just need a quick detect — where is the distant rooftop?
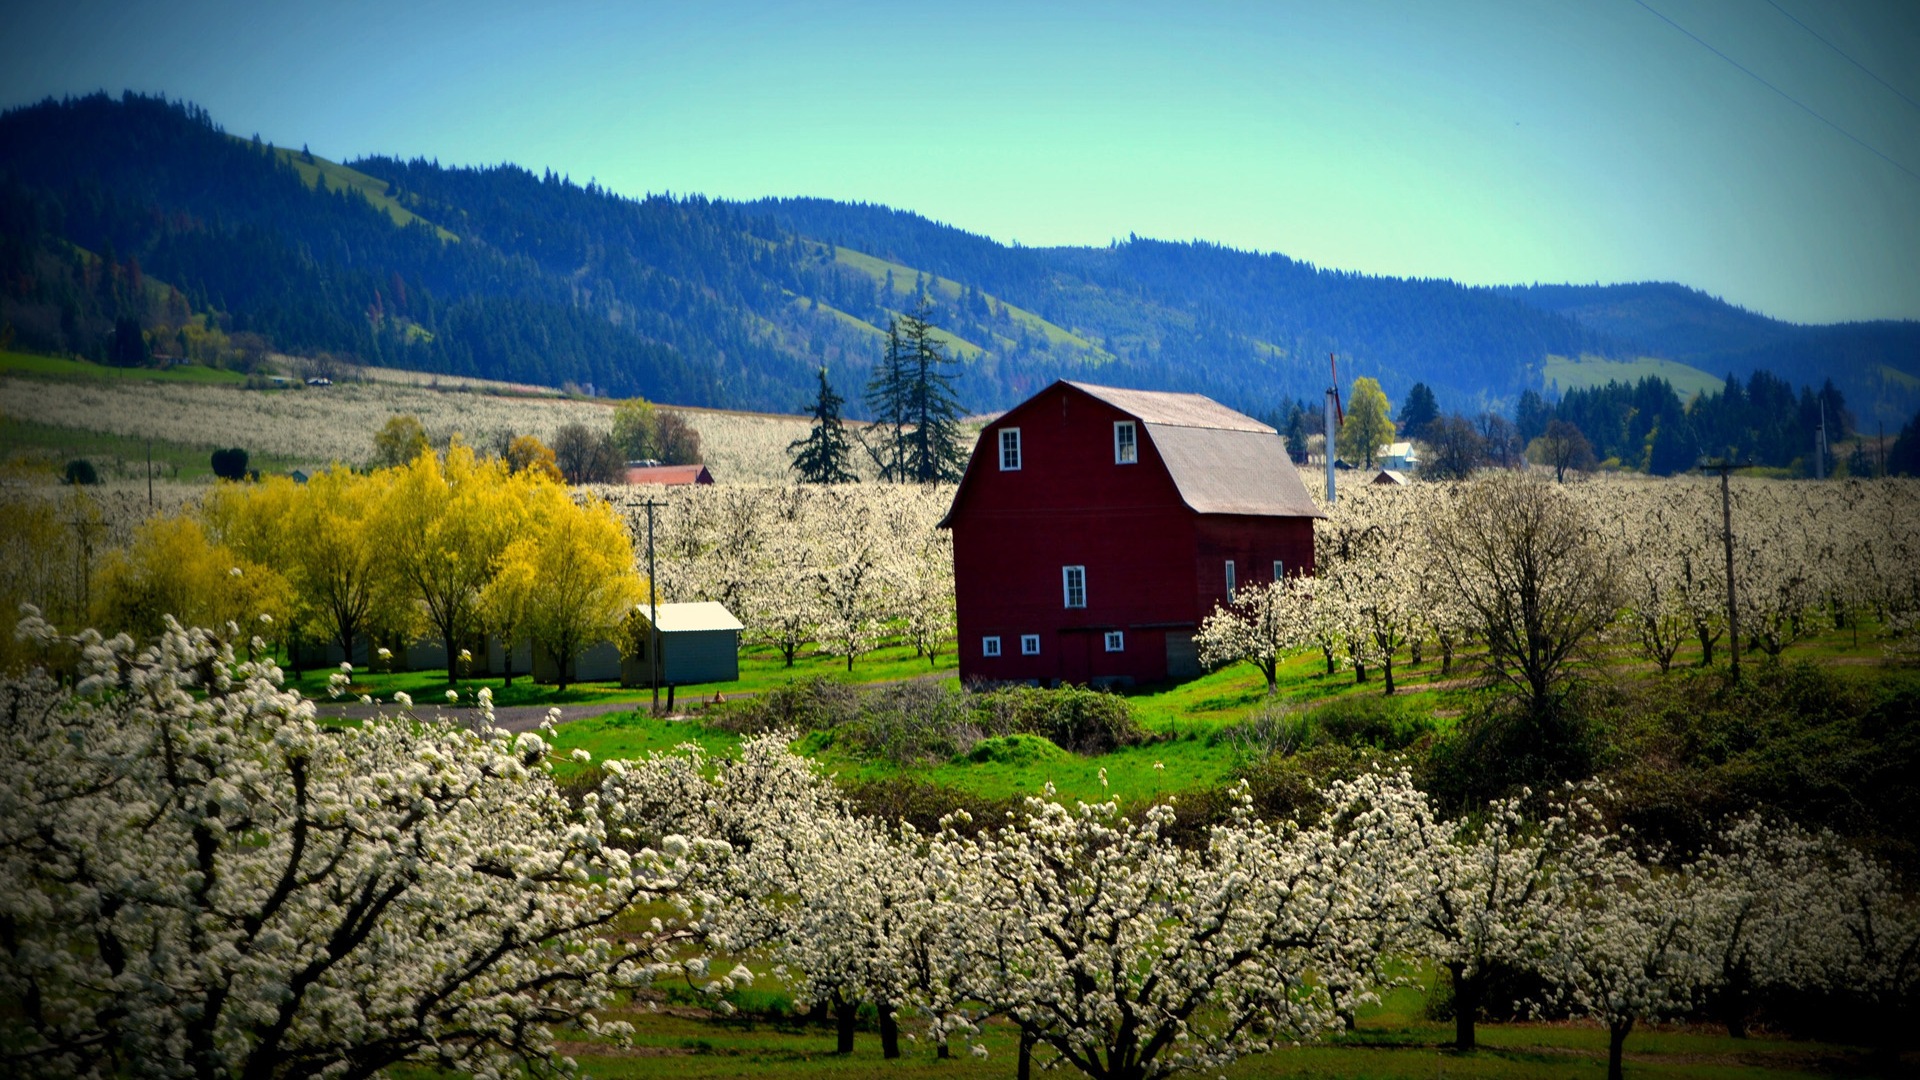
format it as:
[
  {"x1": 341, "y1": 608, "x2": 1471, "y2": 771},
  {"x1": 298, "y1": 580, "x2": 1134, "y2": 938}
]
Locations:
[{"x1": 632, "y1": 601, "x2": 743, "y2": 633}]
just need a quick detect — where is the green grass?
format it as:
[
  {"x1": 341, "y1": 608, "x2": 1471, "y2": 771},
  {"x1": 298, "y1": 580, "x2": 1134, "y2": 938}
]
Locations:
[
  {"x1": 1543, "y1": 353, "x2": 1725, "y2": 401},
  {"x1": 408, "y1": 974, "x2": 1877, "y2": 1080},
  {"x1": 1, "y1": 348, "x2": 247, "y2": 385},
  {"x1": 0, "y1": 415, "x2": 301, "y2": 482},
  {"x1": 258, "y1": 143, "x2": 458, "y2": 242},
  {"x1": 831, "y1": 247, "x2": 1104, "y2": 357}
]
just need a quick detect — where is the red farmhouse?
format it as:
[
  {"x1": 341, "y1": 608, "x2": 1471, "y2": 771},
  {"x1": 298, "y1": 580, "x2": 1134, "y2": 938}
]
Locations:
[{"x1": 941, "y1": 381, "x2": 1321, "y2": 686}]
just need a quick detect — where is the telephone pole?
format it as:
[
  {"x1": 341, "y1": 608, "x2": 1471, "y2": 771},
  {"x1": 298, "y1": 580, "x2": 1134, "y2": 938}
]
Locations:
[
  {"x1": 1700, "y1": 457, "x2": 1741, "y2": 680},
  {"x1": 640, "y1": 498, "x2": 663, "y2": 713}
]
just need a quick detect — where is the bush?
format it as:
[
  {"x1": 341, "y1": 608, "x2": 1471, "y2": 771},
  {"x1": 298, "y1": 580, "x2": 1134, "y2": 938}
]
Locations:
[
  {"x1": 1419, "y1": 694, "x2": 1602, "y2": 815},
  {"x1": 973, "y1": 683, "x2": 1146, "y2": 755},
  {"x1": 63, "y1": 458, "x2": 98, "y2": 485},
  {"x1": 1307, "y1": 694, "x2": 1436, "y2": 751},
  {"x1": 210, "y1": 446, "x2": 249, "y2": 480},
  {"x1": 707, "y1": 676, "x2": 859, "y2": 735}
]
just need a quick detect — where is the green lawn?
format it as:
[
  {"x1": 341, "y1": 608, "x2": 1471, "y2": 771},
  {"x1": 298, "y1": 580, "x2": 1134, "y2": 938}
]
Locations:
[
  {"x1": 1, "y1": 415, "x2": 301, "y2": 482},
  {"x1": 1, "y1": 348, "x2": 247, "y2": 384},
  {"x1": 399, "y1": 970, "x2": 1879, "y2": 1080},
  {"x1": 1543, "y1": 353, "x2": 1724, "y2": 400}
]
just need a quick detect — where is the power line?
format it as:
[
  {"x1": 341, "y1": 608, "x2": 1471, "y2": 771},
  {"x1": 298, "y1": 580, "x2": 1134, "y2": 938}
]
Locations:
[
  {"x1": 1763, "y1": 0, "x2": 1920, "y2": 117},
  {"x1": 1630, "y1": 0, "x2": 1920, "y2": 185}
]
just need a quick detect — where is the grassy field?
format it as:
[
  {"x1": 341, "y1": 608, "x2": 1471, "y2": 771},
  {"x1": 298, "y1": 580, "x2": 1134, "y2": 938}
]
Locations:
[
  {"x1": 1544, "y1": 353, "x2": 1724, "y2": 400},
  {"x1": 262, "y1": 143, "x2": 459, "y2": 241},
  {"x1": 1, "y1": 356, "x2": 821, "y2": 482},
  {"x1": 432, "y1": 970, "x2": 1884, "y2": 1080},
  {"x1": 0, "y1": 349, "x2": 246, "y2": 385},
  {"x1": 831, "y1": 247, "x2": 1104, "y2": 358}
]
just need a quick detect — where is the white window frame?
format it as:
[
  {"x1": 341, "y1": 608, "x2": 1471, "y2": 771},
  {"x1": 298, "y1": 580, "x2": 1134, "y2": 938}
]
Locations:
[
  {"x1": 1021, "y1": 634, "x2": 1041, "y2": 655},
  {"x1": 999, "y1": 427, "x2": 1022, "y2": 471},
  {"x1": 1273, "y1": 559, "x2": 1285, "y2": 581},
  {"x1": 1225, "y1": 559, "x2": 1236, "y2": 597},
  {"x1": 982, "y1": 635, "x2": 1002, "y2": 657},
  {"x1": 1062, "y1": 565, "x2": 1087, "y2": 609},
  {"x1": 1114, "y1": 421, "x2": 1137, "y2": 464},
  {"x1": 1104, "y1": 630, "x2": 1125, "y2": 653}
]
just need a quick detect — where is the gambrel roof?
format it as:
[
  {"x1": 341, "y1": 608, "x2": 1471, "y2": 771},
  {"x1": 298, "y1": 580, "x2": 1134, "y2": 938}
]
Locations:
[
  {"x1": 943, "y1": 381, "x2": 1323, "y2": 525},
  {"x1": 1066, "y1": 382, "x2": 1324, "y2": 518}
]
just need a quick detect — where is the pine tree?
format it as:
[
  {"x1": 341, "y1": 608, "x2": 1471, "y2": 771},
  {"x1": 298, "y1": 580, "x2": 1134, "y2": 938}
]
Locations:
[
  {"x1": 790, "y1": 367, "x2": 858, "y2": 484},
  {"x1": 899, "y1": 304, "x2": 967, "y2": 483},
  {"x1": 864, "y1": 320, "x2": 912, "y2": 481}
]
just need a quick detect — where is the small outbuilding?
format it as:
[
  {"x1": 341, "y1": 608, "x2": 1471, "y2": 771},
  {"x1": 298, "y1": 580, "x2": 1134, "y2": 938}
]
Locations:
[
  {"x1": 1372, "y1": 468, "x2": 1410, "y2": 486},
  {"x1": 624, "y1": 463, "x2": 714, "y2": 486},
  {"x1": 621, "y1": 601, "x2": 744, "y2": 687}
]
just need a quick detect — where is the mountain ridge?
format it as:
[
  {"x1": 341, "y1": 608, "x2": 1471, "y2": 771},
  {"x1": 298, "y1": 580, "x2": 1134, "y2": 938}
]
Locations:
[{"x1": 3, "y1": 92, "x2": 1914, "y2": 423}]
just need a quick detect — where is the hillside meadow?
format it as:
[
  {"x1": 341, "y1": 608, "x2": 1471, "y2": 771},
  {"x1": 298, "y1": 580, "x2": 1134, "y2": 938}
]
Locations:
[{"x1": 0, "y1": 351, "x2": 840, "y2": 482}]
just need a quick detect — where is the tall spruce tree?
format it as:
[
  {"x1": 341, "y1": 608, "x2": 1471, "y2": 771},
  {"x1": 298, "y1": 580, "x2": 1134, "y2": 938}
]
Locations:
[
  {"x1": 789, "y1": 366, "x2": 859, "y2": 484},
  {"x1": 865, "y1": 304, "x2": 966, "y2": 483},
  {"x1": 864, "y1": 319, "x2": 912, "y2": 481}
]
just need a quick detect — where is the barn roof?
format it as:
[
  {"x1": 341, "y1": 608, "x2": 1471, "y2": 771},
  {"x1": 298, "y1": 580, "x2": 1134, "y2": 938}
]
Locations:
[
  {"x1": 1068, "y1": 382, "x2": 1323, "y2": 518},
  {"x1": 1065, "y1": 383, "x2": 1273, "y2": 432},
  {"x1": 632, "y1": 601, "x2": 744, "y2": 633}
]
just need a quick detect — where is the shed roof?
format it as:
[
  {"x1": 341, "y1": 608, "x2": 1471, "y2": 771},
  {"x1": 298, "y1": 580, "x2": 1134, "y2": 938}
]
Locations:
[
  {"x1": 632, "y1": 601, "x2": 744, "y2": 633},
  {"x1": 1067, "y1": 382, "x2": 1322, "y2": 518}
]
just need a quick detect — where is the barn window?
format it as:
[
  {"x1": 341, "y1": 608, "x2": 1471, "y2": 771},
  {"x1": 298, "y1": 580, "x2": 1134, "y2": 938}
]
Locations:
[
  {"x1": 1021, "y1": 634, "x2": 1041, "y2": 655},
  {"x1": 982, "y1": 635, "x2": 1002, "y2": 657},
  {"x1": 1114, "y1": 421, "x2": 1137, "y2": 464},
  {"x1": 1104, "y1": 630, "x2": 1125, "y2": 652},
  {"x1": 1063, "y1": 565, "x2": 1086, "y2": 609},
  {"x1": 1000, "y1": 428, "x2": 1022, "y2": 471},
  {"x1": 1273, "y1": 559, "x2": 1285, "y2": 581},
  {"x1": 1225, "y1": 559, "x2": 1237, "y2": 598}
]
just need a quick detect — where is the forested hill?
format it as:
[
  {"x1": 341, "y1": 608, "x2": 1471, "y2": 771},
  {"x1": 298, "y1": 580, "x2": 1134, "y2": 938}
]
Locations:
[
  {"x1": 1499, "y1": 282, "x2": 1920, "y2": 425},
  {"x1": 4, "y1": 93, "x2": 1914, "y2": 421}
]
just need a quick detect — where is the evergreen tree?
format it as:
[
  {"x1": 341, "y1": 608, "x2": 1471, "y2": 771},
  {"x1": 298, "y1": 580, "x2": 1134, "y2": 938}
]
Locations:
[
  {"x1": 789, "y1": 366, "x2": 859, "y2": 484},
  {"x1": 897, "y1": 304, "x2": 968, "y2": 483},
  {"x1": 1398, "y1": 382, "x2": 1439, "y2": 441},
  {"x1": 864, "y1": 319, "x2": 912, "y2": 481}
]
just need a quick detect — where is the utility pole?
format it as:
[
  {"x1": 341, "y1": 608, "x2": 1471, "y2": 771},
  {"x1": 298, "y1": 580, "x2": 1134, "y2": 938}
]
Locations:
[
  {"x1": 146, "y1": 439, "x2": 153, "y2": 511},
  {"x1": 641, "y1": 498, "x2": 663, "y2": 714},
  {"x1": 1325, "y1": 354, "x2": 1343, "y2": 507},
  {"x1": 1701, "y1": 457, "x2": 1741, "y2": 680}
]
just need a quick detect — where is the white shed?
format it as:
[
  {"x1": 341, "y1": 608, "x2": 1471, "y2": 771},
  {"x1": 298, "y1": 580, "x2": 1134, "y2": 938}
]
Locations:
[{"x1": 622, "y1": 601, "x2": 745, "y2": 687}]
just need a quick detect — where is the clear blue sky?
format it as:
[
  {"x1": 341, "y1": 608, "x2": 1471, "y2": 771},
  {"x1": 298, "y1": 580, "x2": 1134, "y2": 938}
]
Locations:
[{"x1": 5, "y1": 0, "x2": 1917, "y2": 324}]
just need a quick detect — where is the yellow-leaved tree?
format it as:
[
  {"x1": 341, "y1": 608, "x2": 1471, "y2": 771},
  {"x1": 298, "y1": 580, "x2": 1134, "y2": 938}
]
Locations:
[
  {"x1": 283, "y1": 467, "x2": 415, "y2": 666},
  {"x1": 1338, "y1": 377, "x2": 1396, "y2": 469},
  {"x1": 92, "y1": 515, "x2": 291, "y2": 643},
  {"x1": 381, "y1": 441, "x2": 525, "y2": 683},
  {"x1": 491, "y1": 487, "x2": 641, "y2": 692}
]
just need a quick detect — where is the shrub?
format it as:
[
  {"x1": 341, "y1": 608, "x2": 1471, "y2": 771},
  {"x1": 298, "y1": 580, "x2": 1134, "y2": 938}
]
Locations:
[
  {"x1": 973, "y1": 683, "x2": 1146, "y2": 755},
  {"x1": 1308, "y1": 694, "x2": 1436, "y2": 751},
  {"x1": 210, "y1": 446, "x2": 249, "y2": 480},
  {"x1": 62, "y1": 458, "x2": 98, "y2": 485}
]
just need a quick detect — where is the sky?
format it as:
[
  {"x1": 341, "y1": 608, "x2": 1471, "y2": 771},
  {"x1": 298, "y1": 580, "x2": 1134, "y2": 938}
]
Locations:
[{"x1": 4, "y1": 0, "x2": 1918, "y2": 325}]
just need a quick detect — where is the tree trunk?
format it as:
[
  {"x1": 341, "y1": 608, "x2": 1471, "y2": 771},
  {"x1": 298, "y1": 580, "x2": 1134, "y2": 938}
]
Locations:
[
  {"x1": 443, "y1": 630, "x2": 459, "y2": 685},
  {"x1": 1452, "y1": 965, "x2": 1478, "y2": 1052},
  {"x1": 878, "y1": 1002, "x2": 900, "y2": 1059},
  {"x1": 1017, "y1": 1028, "x2": 1035, "y2": 1080},
  {"x1": 1440, "y1": 634, "x2": 1454, "y2": 676},
  {"x1": 834, "y1": 996, "x2": 857, "y2": 1054},
  {"x1": 1697, "y1": 624, "x2": 1715, "y2": 666},
  {"x1": 1410, "y1": 637, "x2": 1424, "y2": 666},
  {"x1": 1608, "y1": 1018, "x2": 1632, "y2": 1080},
  {"x1": 1382, "y1": 651, "x2": 1395, "y2": 695},
  {"x1": 1322, "y1": 643, "x2": 1337, "y2": 675}
]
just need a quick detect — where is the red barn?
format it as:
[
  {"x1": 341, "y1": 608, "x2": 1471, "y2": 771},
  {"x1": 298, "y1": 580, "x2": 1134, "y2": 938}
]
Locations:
[{"x1": 940, "y1": 381, "x2": 1321, "y2": 687}]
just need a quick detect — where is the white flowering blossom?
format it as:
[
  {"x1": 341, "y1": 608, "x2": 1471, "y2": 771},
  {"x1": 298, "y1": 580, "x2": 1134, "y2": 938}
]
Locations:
[{"x1": 0, "y1": 615, "x2": 729, "y2": 1080}]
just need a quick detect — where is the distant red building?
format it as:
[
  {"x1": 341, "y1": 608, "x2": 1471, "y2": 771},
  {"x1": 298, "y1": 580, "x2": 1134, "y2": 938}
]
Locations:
[
  {"x1": 941, "y1": 381, "x2": 1320, "y2": 686},
  {"x1": 623, "y1": 463, "x2": 713, "y2": 486}
]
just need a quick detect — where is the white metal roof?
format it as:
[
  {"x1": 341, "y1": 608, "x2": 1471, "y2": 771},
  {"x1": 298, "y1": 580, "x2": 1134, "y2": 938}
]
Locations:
[{"x1": 633, "y1": 601, "x2": 744, "y2": 633}]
